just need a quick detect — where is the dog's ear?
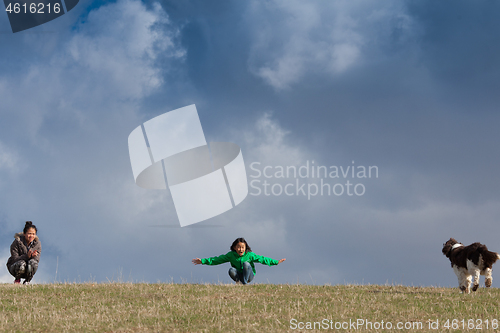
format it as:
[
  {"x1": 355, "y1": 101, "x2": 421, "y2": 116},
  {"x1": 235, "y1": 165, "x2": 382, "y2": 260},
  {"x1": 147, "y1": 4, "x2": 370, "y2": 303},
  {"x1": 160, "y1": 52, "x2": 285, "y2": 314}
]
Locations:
[{"x1": 442, "y1": 242, "x2": 453, "y2": 257}]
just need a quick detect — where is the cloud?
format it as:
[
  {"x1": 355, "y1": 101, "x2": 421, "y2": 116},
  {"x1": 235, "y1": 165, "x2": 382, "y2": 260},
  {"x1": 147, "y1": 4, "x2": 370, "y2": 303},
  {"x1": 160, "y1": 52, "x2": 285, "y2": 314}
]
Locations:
[
  {"x1": 240, "y1": 113, "x2": 304, "y2": 167},
  {"x1": 65, "y1": 0, "x2": 185, "y2": 101},
  {"x1": 246, "y1": 0, "x2": 419, "y2": 89},
  {"x1": 1, "y1": 0, "x2": 498, "y2": 287},
  {"x1": 0, "y1": 142, "x2": 19, "y2": 173},
  {"x1": 0, "y1": 0, "x2": 185, "y2": 143}
]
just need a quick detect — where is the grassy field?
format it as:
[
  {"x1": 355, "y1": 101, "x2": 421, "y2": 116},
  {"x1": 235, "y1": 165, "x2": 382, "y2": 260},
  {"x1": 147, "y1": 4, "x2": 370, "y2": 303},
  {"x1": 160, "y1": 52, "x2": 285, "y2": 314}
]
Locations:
[{"x1": 1, "y1": 283, "x2": 500, "y2": 332}]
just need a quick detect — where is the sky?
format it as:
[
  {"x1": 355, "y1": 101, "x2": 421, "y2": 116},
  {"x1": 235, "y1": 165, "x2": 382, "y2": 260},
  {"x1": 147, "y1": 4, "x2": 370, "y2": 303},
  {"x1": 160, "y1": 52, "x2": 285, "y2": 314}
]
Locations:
[{"x1": 1, "y1": 0, "x2": 500, "y2": 287}]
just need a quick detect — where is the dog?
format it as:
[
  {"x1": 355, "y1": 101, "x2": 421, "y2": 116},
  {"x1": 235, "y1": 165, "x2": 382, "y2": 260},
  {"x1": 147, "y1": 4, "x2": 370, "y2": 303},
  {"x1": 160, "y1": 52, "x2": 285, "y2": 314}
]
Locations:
[{"x1": 442, "y1": 238, "x2": 500, "y2": 293}]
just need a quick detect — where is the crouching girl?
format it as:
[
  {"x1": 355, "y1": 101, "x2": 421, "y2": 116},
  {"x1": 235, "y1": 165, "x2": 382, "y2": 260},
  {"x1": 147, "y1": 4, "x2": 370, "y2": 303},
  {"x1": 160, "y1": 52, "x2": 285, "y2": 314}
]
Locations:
[
  {"x1": 6, "y1": 221, "x2": 41, "y2": 285},
  {"x1": 192, "y1": 237, "x2": 285, "y2": 284}
]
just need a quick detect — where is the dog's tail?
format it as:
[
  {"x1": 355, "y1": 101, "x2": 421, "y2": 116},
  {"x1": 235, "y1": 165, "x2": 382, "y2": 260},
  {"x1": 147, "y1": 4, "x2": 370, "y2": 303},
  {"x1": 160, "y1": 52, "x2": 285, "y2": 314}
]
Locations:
[{"x1": 480, "y1": 246, "x2": 500, "y2": 269}]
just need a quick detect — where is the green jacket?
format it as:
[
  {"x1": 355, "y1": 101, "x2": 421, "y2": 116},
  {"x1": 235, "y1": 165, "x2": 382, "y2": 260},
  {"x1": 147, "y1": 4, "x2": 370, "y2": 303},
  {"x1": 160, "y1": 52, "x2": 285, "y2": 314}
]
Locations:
[{"x1": 201, "y1": 251, "x2": 279, "y2": 274}]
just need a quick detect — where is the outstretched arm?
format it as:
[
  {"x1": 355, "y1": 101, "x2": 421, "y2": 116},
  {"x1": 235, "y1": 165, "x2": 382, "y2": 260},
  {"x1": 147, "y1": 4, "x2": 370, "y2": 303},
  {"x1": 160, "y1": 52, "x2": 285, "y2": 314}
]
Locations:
[
  {"x1": 251, "y1": 253, "x2": 284, "y2": 266},
  {"x1": 192, "y1": 253, "x2": 231, "y2": 266}
]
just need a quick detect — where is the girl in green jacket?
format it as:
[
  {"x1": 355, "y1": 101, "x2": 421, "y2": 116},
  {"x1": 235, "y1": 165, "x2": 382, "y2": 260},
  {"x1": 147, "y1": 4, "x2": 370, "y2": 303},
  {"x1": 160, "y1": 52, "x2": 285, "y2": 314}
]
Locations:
[{"x1": 192, "y1": 237, "x2": 286, "y2": 284}]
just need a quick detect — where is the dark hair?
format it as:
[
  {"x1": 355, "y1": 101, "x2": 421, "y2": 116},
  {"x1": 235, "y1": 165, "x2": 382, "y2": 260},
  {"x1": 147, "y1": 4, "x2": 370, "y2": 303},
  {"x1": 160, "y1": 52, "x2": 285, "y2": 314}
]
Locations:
[
  {"x1": 23, "y1": 221, "x2": 37, "y2": 234},
  {"x1": 230, "y1": 237, "x2": 252, "y2": 253}
]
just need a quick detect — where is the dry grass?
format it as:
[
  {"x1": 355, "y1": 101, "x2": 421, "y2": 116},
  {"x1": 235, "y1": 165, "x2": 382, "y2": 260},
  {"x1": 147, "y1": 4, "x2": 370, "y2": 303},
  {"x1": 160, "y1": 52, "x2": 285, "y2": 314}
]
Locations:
[{"x1": 1, "y1": 283, "x2": 500, "y2": 332}]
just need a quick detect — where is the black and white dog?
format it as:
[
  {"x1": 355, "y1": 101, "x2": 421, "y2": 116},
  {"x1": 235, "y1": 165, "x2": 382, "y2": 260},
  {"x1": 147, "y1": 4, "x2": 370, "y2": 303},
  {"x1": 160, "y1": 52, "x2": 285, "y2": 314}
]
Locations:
[{"x1": 442, "y1": 238, "x2": 500, "y2": 293}]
